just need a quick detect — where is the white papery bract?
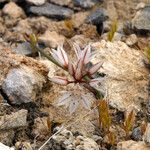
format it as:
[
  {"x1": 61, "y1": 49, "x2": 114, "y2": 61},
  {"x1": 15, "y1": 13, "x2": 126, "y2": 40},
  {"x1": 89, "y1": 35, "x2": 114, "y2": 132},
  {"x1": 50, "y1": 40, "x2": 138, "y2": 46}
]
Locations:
[{"x1": 57, "y1": 84, "x2": 94, "y2": 114}]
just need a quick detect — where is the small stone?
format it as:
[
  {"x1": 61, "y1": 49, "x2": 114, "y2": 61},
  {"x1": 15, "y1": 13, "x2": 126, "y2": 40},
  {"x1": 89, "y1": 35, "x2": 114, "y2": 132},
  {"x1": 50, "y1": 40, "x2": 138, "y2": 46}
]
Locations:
[
  {"x1": 143, "y1": 123, "x2": 150, "y2": 146},
  {"x1": 81, "y1": 137, "x2": 99, "y2": 150},
  {"x1": 73, "y1": 0, "x2": 101, "y2": 9},
  {"x1": 2, "y1": 65, "x2": 46, "y2": 105},
  {"x1": 132, "y1": 6, "x2": 150, "y2": 32},
  {"x1": 86, "y1": 8, "x2": 108, "y2": 25},
  {"x1": 92, "y1": 135, "x2": 103, "y2": 142},
  {"x1": 12, "y1": 42, "x2": 36, "y2": 56},
  {"x1": 0, "y1": 0, "x2": 23, "y2": 2},
  {"x1": 0, "y1": 109, "x2": 28, "y2": 130},
  {"x1": 74, "y1": 138, "x2": 81, "y2": 146},
  {"x1": 32, "y1": 117, "x2": 50, "y2": 140},
  {"x1": 38, "y1": 31, "x2": 65, "y2": 48},
  {"x1": 15, "y1": 142, "x2": 33, "y2": 150},
  {"x1": 113, "y1": 32, "x2": 124, "y2": 41},
  {"x1": 0, "y1": 94, "x2": 4, "y2": 103},
  {"x1": 131, "y1": 127, "x2": 142, "y2": 141},
  {"x1": 28, "y1": 3, "x2": 74, "y2": 20},
  {"x1": 49, "y1": 0, "x2": 71, "y2": 6},
  {"x1": 117, "y1": 140, "x2": 150, "y2": 150},
  {"x1": 126, "y1": 34, "x2": 138, "y2": 46},
  {"x1": 0, "y1": 130, "x2": 15, "y2": 146},
  {"x1": 136, "y1": 2, "x2": 145, "y2": 10},
  {"x1": 26, "y1": 0, "x2": 46, "y2": 6},
  {"x1": 2, "y1": 2, "x2": 26, "y2": 19},
  {"x1": 0, "y1": 143, "x2": 14, "y2": 150},
  {"x1": 91, "y1": 40, "x2": 149, "y2": 111}
]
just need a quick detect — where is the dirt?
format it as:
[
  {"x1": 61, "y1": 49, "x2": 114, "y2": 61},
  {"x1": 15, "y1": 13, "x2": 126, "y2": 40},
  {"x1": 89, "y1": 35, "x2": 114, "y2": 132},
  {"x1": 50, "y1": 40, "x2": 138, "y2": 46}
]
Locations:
[{"x1": 0, "y1": 0, "x2": 150, "y2": 150}]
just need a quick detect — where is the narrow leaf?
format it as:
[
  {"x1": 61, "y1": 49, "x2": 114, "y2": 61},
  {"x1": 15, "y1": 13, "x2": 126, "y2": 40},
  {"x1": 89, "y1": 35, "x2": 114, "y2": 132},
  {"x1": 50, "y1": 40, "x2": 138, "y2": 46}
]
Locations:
[
  {"x1": 49, "y1": 76, "x2": 69, "y2": 85},
  {"x1": 88, "y1": 62, "x2": 103, "y2": 75}
]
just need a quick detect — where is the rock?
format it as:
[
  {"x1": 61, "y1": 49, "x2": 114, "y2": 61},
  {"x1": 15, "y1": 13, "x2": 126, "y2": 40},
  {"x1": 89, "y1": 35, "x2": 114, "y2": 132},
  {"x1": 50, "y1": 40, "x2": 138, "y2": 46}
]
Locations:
[
  {"x1": 13, "y1": 19, "x2": 32, "y2": 35},
  {"x1": 70, "y1": 34, "x2": 92, "y2": 47},
  {"x1": 12, "y1": 42, "x2": 36, "y2": 56},
  {"x1": 0, "y1": 143, "x2": 14, "y2": 150},
  {"x1": 71, "y1": 11, "x2": 88, "y2": 28},
  {"x1": 0, "y1": 130, "x2": 15, "y2": 146},
  {"x1": 91, "y1": 40, "x2": 149, "y2": 111},
  {"x1": 38, "y1": 31, "x2": 66, "y2": 48},
  {"x1": 77, "y1": 136, "x2": 99, "y2": 150},
  {"x1": 136, "y1": 2, "x2": 146, "y2": 10},
  {"x1": 143, "y1": 123, "x2": 150, "y2": 146},
  {"x1": 2, "y1": 65, "x2": 46, "y2": 104},
  {"x1": 117, "y1": 140, "x2": 150, "y2": 150},
  {"x1": 0, "y1": 109, "x2": 27, "y2": 130},
  {"x1": 2, "y1": 2, "x2": 26, "y2": 19},
  {"x1": 113, "y1": 32, "x2": 124, "y2": 41},
  {"x1": 26, "y1": 0, "x2": 46, "y2": 6},
  {"x1": 0, "y1": 0, "x2": 23, "y2": 2},
  {"x1": 126, "y1": 34, "x2": 138, "y2": 46},
  {"x1": 28, "y1": 3, "x2": 74, "y2": 20},
  {"x1": 86, "y1": 8, "x2": 108, "y2": 25},
  {"x1": 0, "y1": 94, "x2": 4, "y2": 103},
  {"x1": 73, "y1": 0, "x2": 101, "y2": 9},
  {"x1": 131, "y1": 127, "x2": 142, "y2": 141},
  {"x1": 106, "y1": 0, "x2": 118, "y2": 20},
  {"x1": 49, "y1": 127, "x2": 99, "y2": 150},
  {"x1": 49, "y1": 0, "x2": 71, "y2": 6},
  {"x1": 15, "y1": 142, "x2": 33, "y2": 150},
  {"x1": 32, "y1": 117, "x2": 50, "y2": 140},
  {"x1": 132, "y1": 6, "x2": 150, "y2": 32}
]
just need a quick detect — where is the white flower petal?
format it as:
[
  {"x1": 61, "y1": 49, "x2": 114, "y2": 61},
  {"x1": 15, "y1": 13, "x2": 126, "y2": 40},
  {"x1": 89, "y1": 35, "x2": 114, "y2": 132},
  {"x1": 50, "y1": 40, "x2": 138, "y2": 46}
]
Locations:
[
  {"x1": 73, "y1": 43, "x2": 82, "y2": 59},
  {"x1": 82, "y1": 44, "x2": 91, "y2": 64},
  {"x1": 50, "y1": 50, "x2": 64, "y2": 66},
  {"x1": 60, "y1": 47, "x2": 68, "y2": 66},
  {"x1": 57, "y1": 46, "x2": 66, "y2": 66}
]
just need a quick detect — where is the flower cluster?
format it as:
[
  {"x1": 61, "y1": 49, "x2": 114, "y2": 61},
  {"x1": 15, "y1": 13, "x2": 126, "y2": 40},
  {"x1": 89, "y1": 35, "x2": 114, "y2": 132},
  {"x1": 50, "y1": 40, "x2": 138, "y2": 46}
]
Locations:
[{"x1": 49, "y1": 44, "x2": 103, "y2": 113}]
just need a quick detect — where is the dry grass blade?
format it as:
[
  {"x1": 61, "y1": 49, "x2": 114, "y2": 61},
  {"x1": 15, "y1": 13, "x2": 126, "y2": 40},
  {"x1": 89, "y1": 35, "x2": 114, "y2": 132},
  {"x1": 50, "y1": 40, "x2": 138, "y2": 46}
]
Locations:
[
  {"x1": 140, "y1": 121, "x2": 148, "y2": 135},
  {"x1": 97, "y1": 100, "x2": 111, "y2": 132},
  {"x1": 64, "y1": 19, "x2": 74, "y2": 31},
  {"x1": 145, "y1": 44, "x2": 150, "y2": 60},
  {"x1": 47, "y1": 117, "x2": 52, "y2": 134},
  {"x1": 122, "y1": 110, "x2": 135, "y2": 138},
  {"x1": 107, "y1": 20, "x2": 118, "y2": 42},
  {"x1": 107, "y1": 131, "x2": 116, "y2": 145}
]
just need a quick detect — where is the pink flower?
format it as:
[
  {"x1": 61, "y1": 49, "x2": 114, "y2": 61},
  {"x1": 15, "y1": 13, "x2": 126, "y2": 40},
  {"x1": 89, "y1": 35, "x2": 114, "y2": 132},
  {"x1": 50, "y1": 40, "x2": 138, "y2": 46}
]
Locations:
[{"x1": 50, "y1": 44, "x2": 104, "y2": 113}]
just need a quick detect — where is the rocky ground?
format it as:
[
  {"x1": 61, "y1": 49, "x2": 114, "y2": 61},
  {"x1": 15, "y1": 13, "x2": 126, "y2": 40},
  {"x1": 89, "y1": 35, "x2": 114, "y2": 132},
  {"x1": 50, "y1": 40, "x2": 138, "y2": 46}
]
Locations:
[{"x1": 0, "y1": 0, "x2": 150, "y2": 150}]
